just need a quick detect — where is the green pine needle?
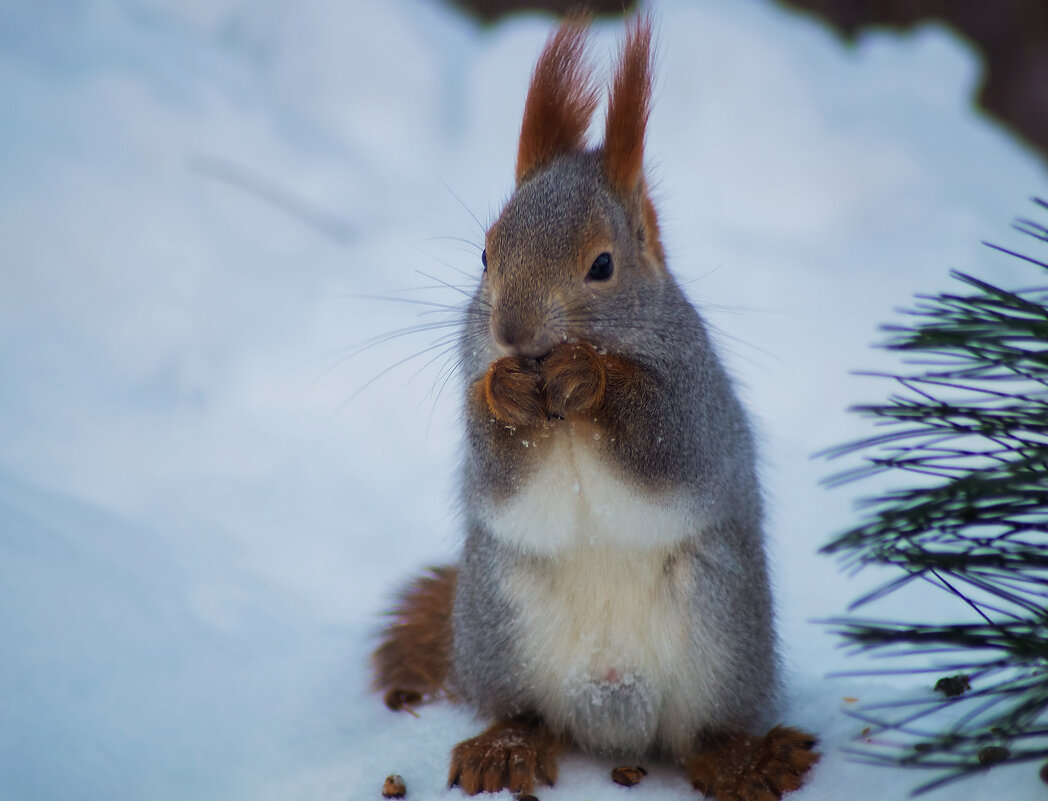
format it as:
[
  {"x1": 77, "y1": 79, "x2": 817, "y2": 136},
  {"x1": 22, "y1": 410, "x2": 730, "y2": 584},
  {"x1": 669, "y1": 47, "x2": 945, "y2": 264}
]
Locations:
[{"x1": 821, "y1": 199, "x2": 1048, "y2": 794}]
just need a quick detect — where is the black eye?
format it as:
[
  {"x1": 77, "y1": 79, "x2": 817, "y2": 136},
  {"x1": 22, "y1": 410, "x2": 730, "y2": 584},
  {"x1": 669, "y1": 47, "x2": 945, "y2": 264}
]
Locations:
[
  {"x1": 481, "y1": 249, "x2": 488, "y2": 271},
  {"x1": 587, "y1": 252, "x2": 613, "y2": 281}
]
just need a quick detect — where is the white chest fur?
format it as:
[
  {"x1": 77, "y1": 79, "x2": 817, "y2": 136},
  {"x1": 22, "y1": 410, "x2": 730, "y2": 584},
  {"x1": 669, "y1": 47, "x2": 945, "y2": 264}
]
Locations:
[
  {"x1": 483, "y1": 424, "x2": 697, "y2": 554},
  {"x1": 483, "y1": 426, "x2": 722, "y2": 756}
]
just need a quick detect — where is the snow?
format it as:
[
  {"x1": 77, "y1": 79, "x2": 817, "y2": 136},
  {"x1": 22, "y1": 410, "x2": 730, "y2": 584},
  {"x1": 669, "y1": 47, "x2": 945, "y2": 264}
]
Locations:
[{"x1": 0, "y1": 0, "x2": 1045, "y2": 799}]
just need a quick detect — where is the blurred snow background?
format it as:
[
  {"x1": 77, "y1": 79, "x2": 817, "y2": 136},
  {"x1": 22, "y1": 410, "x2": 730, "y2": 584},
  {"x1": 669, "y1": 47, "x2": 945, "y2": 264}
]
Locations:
[{"x1": 0, "y1": 0, "x2": 1045, "y2": 799}]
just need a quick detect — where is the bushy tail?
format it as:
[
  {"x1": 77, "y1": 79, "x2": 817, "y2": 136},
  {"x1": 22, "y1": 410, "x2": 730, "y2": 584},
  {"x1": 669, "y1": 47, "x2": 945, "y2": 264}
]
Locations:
[{"x1": 371, "y1": 565, "x2": 457, "y2": 710}]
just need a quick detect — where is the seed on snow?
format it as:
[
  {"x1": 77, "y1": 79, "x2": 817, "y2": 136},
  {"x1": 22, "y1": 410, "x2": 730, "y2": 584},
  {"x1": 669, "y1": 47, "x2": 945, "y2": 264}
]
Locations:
[
  {"x1": 611, "y1": 765, "x2": 648, "y2": 786},
  {"x1": 382, "y1": 774, "x2": 407, "y2": 798}
]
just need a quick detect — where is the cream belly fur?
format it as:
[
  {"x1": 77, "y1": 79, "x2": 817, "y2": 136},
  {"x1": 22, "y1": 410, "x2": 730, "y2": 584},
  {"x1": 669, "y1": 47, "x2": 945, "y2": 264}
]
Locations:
[{"x1": 484, "y1": 426, "x2": 725, "y2": 757}]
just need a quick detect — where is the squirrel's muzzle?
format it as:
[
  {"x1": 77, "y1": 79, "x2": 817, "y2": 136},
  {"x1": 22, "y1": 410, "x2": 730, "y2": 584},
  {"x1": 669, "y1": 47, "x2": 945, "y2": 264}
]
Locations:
[{"x1": 491, "y1": 310, "x2": 553, "y2": 359}]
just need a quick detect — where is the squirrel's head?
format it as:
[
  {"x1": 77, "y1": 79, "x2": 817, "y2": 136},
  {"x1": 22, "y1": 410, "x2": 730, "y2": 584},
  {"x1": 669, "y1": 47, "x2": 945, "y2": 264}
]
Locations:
[{"x1": 480, "y1": 16, "x2": 666, "y2": 359}]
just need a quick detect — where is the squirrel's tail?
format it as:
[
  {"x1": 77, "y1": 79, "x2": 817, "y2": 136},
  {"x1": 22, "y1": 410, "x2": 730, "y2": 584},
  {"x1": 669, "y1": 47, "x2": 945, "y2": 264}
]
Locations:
[{"x1": 371, "y1": 565, "x2": 457, "y2": 710}]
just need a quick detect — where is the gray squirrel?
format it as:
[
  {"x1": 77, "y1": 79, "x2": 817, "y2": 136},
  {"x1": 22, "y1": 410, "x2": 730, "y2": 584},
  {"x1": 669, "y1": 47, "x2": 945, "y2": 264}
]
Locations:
[{"x1": 373, "y1": 14, "x2": 818, "y2": 799}]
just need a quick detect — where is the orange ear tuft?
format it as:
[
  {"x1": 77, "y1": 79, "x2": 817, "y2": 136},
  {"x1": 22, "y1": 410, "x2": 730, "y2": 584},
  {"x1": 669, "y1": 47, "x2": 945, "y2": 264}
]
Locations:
[
  {"x1": 516, "y1": 17, "x2": 599, "y2": 185},
  {"x1": 602, "y1": 15, "x2": 654, "y2": 196}
]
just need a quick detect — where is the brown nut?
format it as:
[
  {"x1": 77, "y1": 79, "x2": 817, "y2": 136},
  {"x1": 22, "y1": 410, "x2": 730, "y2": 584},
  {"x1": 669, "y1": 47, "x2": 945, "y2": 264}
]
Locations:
[
  {"x1": 611, "y1": 765, "x2": 648, "y2": 787},
  {"x1": 384, "y1": 688, "x2": 422, "y2": 711},
  {"x1": 933, "y1": 674, "x2": 971, "y2": 698},
  {"x1": 382, "y1": 773, "x2": 407, "y2": 798},
  {"x1": 977, "y1": 746, "x2": 1010, "y2": 766}
]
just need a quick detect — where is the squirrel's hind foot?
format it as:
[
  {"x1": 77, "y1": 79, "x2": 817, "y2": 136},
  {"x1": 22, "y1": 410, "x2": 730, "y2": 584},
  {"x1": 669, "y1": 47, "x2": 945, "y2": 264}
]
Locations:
[
  {"x1": 449, "y1": 718, "x2": 563, "y2": 795},
  {"x1": 686, "y1": 725, "x2": 819, "y2": 801}
]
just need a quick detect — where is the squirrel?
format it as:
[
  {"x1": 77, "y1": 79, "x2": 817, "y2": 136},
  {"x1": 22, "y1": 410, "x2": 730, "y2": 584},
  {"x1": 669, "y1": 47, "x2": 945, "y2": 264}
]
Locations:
[{"x1": 372, "y1": 14, "x2": 819, "y2": 800}]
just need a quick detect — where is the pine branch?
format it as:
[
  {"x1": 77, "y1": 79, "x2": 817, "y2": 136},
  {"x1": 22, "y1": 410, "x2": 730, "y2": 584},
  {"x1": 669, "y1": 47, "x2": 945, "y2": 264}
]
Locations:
[{"x1": 821, "y1": 200, "x2": 1048, "y2": 794}]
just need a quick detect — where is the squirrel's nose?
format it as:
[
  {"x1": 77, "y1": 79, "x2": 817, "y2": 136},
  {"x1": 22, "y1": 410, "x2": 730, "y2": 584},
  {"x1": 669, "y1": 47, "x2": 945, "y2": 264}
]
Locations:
[{"x1": 492, "y1": 317, "x2": 548, "y2": 358}]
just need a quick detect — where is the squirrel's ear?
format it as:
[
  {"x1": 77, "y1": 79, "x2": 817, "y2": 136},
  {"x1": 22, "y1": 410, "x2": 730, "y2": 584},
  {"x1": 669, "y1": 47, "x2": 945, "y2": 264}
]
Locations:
[
  {"x1": 516, "y1": 17, "x2": 599, "y2": 186},
  {"x1": 602, "y1": 15, "x2": 653, "y2": 197}
]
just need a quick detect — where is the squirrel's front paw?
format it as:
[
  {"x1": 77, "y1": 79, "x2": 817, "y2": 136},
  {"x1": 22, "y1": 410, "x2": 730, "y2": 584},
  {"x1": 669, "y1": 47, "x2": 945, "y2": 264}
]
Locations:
[
  {"x1": 484, "y1": 356, "x2": 545, "y2": 427},
  {"x1": 448, "y1": 719, "x2": 560, "y2": 795},
  {"x1": 541, "y1": 342, "x2": 607, "y2": 418}
]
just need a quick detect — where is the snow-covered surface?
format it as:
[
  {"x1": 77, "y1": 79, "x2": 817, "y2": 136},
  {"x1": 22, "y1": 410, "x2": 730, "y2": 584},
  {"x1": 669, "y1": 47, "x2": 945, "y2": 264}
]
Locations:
[{"x1": 1, "y1": 1, "x2": 1045, "y2": 799}]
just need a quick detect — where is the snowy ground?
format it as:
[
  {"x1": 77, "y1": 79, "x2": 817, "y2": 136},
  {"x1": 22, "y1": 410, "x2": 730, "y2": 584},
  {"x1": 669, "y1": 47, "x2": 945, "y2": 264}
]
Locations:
[{"x1": 1, "y1": 1, "x2": 1045, "y2": 799}]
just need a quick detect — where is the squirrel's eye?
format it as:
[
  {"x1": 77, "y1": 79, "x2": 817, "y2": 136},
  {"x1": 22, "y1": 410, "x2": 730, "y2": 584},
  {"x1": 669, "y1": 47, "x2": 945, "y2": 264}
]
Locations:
[
  {"x1": 587, "y1": 252, "x2": 613, "y2": 282},
  {"x1": 481, "y1": 249, "x2": 488, "y2": 272}
]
